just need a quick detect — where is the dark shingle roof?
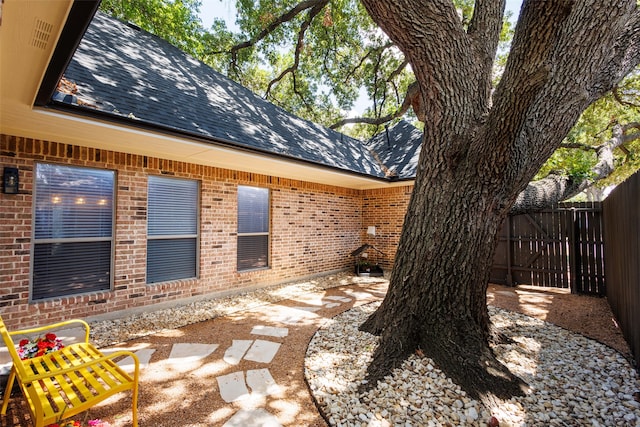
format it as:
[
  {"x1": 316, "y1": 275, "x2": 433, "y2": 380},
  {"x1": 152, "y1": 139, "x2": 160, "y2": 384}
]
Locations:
[
  {"x1": 366, "y1": 120, "x2": 422, "y2": 179},
  {"x1": 59, "y1": 12, "x2": 386, "y2": 178}
]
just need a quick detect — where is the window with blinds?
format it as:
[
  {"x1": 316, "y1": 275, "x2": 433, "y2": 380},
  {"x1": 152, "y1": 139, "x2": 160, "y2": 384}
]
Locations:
[
  {"x1": 147, "y1": 176, "x2": 199, "y2": 283},
  {"x1": 237, "y1": 185, "x2": 270, "y2": 271},
  {"x1": 32, "y1": 163, "x2": 115, "y2": 300}
]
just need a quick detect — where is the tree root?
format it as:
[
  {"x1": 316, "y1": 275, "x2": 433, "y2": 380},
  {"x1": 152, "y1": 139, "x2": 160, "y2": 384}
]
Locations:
[{"x1": 359, "y1": 319, "x2": 530, "y2": 404}]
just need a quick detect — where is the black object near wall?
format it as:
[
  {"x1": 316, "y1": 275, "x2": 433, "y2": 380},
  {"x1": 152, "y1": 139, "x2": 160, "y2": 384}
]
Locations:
[{"x1": 3, "y1": 167, "x2": 19, "y2": 194}]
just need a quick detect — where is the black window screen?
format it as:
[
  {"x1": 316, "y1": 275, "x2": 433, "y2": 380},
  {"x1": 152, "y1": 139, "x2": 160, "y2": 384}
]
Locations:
[
  {"x1": 147, "y1": 176, "x2": 199, "y2": 283},
  {"x1": 32, "y1": 164, "x2": 114, "y2": 300}
]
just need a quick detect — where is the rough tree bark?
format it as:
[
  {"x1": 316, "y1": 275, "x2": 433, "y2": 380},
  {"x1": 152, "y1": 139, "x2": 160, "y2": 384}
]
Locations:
[{"x1": 358, "y1": 0, "x2": 640, "y2": 404}]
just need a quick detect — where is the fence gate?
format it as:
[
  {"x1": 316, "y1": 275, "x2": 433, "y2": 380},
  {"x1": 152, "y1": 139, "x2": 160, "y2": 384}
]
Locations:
[{"x1": 490, "y1": 202, "x2": 605, "y2": 295}]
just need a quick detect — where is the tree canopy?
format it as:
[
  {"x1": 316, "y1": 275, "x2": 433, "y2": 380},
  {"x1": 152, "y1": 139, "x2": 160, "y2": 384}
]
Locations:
[{"x1": 100, "y1": 0, "x2": 639, "y2": 200}]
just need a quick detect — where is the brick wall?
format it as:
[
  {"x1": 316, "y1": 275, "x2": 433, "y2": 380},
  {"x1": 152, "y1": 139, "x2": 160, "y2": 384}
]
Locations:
[
  {"x1": 1, "y1": 134, "x2": 376, "y2": 328},
  {"x1": 361, "y1": 186, "x2": 413, "y2": 269}
]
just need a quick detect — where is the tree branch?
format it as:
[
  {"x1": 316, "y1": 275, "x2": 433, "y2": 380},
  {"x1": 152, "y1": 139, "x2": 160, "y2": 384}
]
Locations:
[
  {"x1": 618, "y1": 121, "x2": 640, "y2": 145},
  {"x1": 510, "y1": 122, "x2": 639, "y2": 214},
  {"x1": 613, "y1": 84, "x2": 640, "y2": 108},
  {"x1": 622, "y1": 121, "x2": 640, "y2": 133},
  {"x1": 387, "y1": 59, "x2": 409, "y2": 84},
  {"x1": 263, "y1": 0, "x2": 328, "y2": 110},
  {"x1": 330, "y1": 115, "x2": 396, "y2": 129},
  {"x1": 359, "y1": 0, "x2": 470, "y2": 119},
  {"x1": 589, "y1": 6, "x2": 640, "y2": 101},
  {"x1": 360, "y1": 0, "x2": 464, "y2": 59},
  {"x1": 209, "y1": 0, "x2": 328, "y2": 73},
  {"x1": 468, "y1": 0, "x2": 505, "y2": 44},
  {"x1": 490, "y1": 0, "x2": 573, "y2": 145},
  {"x1": 559, "y1": 142, "x2": 597, "y2": 151},
  {"x1": 330, "y1": 81, "x2": 421, "y2": 129},
  {"x1": 341, "y1": 42, "x2": 394, "y2": 85},
  {"x1": 468, "y1": 0, "x2": 506, "y2": 100}
]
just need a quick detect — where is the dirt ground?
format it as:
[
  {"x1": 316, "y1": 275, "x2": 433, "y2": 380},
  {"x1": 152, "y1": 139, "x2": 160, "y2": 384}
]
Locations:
[
  {"x1": 0, "y1": 279, "x2": 633, "y2": 427},
  {"x1": 487, "y1": 283, "x2": 632, "y2": 359}
]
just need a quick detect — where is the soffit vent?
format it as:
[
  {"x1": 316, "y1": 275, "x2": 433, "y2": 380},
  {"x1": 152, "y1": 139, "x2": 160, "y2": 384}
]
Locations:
[{"x1": 31, "y1": 18, "x2": 53, "y2": 50}]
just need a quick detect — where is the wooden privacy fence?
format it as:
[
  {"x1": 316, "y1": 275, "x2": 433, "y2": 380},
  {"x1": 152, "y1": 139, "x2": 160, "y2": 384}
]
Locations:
[
  {"x1": 490, "y1": 202, "x2": 605, "y2": 295},
  {"x1": 603, "y1": 171, "x2": 640, "y2": 371}
]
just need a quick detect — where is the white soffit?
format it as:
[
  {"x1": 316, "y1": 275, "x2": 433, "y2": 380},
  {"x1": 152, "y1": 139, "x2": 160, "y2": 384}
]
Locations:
[{"x1": 24, "y1": 108, "x2": 398, "y2": 190}]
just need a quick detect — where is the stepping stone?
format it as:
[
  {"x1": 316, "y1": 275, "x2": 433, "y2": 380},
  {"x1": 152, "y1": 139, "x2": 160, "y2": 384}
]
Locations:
[
  {"x1": 251, "y1": 325, "x2": 288, "y2": 338},
  {"x1": 271, "y1": 306, "x2": 320, "y2": 325},
  {"x1": 117, "y1": 348, "x2": 156, "y2": 372},
  {"x1": 323, "y1": 302, "x2": 341, "y2": 308},
  {"x1": 246, "y1": 368, "x2": 280, "y2": 397},
  {"x1": 222, "y1": 408, "x2": 282, "y2": 427},
  {"x1": 344, "y1": 290, "x2": 373, "y2": 300},
  {"x1": 167, "y1": 343, "x2": 219, "y2": 365},
  {"x1": 292, "y1": 306, "x2": 321, "y2": 312},
  {"x1": 224, "y1": 340, "x2": 253, "y2": 365},
  {"x1": 243, "y1": 340, "x2": 281, "y2": 363},
  {"x1": 217, "y1": 371, "x2": 250, "y2": 403},
  {"x1": 324, "y1": 295, "x2": 352, "y2": 302}
]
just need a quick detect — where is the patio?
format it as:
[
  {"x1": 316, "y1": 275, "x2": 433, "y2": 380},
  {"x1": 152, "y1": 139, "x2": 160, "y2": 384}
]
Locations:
[{"x1": 0, "y1": 273, "x2": 635, "y2": 426}]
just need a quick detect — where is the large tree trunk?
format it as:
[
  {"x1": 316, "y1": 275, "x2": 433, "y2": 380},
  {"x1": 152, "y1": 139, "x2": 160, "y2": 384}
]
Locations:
[
  {"x1": 359, "y1": 0, "x2": 639, "y2": 403},
  {"x1": 360, "y1": 147, "x2": 529, "y2": 401}
]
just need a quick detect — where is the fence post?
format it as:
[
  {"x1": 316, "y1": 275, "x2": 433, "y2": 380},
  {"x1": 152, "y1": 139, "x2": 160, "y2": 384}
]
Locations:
[
  {"x1": 506, "y1": 215, "x2": 513, "y2": 286},
  {"x1": 569, "y1": 207, "x2": 578, "y2": 294}
]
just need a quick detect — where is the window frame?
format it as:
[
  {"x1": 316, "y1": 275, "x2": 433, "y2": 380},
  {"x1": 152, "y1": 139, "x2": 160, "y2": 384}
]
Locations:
[
  {"x1": 237, "y1": 185, "x2": 270, "y2": 272},
  {"x1": 146, "y1": 175, "x2": 200, "y2": 284},
  {"x1": 30, "y1": 162, "x2": 116, "y2": 301}
]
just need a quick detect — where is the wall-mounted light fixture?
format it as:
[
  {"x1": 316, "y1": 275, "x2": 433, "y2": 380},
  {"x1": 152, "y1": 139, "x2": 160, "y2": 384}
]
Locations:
[
  {"x1": 367, "y1": 226, "x2": 376, "y2": 236},
  {"x1": 3, "y1": 167, "x2": 19, "y2": 194}
]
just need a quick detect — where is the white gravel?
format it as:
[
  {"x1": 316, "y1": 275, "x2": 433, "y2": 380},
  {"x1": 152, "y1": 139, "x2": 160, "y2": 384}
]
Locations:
[
  {"x1": 88, "y1": 272, "x2": 357, "y2": 347},
  {"x1": 305, "y1": 302, "x2": 640, "y2": 427}
]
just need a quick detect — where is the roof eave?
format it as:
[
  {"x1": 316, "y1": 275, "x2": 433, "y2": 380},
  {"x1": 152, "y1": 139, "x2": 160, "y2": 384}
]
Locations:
[
  {"x1": 34, "y1": 0, "x2": 100, "y2": 107},
  {"x1": 39, "y1": 101, "x2": 399, "y2": 189}
]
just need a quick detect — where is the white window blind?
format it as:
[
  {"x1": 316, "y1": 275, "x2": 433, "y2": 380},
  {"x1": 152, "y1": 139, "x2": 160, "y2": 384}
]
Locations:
[
  {"x1": 32, "y1": 163, "x2": 114, "y2": 300},
  {"x1": 237, "y1": 186, "x2": 269, "y2": 271},
  {"x1": 147, "y1": 176, "x2": 199, "y2": 283}
]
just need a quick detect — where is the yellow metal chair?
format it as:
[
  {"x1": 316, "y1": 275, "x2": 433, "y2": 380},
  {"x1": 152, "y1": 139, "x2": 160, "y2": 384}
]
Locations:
[{"x1": 0, "y1": 315, "x2": 139, "y2": 427}]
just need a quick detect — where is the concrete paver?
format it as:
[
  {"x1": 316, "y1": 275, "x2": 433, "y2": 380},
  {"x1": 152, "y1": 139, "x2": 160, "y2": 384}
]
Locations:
[
  {"x1": 270, "y1": 306, "x2": 321, "y2": 325},
  {"x1": 0, "y1": 277, "x2": 391, "y2": 427},
  {"x1": 221, "y1": 408, "x2": 283, "y2": 427},
  {"x1": 246, "y1": 368, "x2": 280, "y2": 397},
  {"x1": 217, "y1": 371, "x2": 250, "y2": 403},
  {"x1": 114, "y1": 348, "x2": 155, "y2": 372},
  {"x1": 323, "y1": 302, "x2": 340, "y2": 308},
  {"x1": 223, "y1": 340, "x2": 253, "y2": 365},
  {"x1": 167, "y1": 343, "x2": 219, "y2": 366},
  {"x1": 243, "y1": 340, "x2": 281, "y2": 364},
  {"x1": 323, "y1": 296, "x2": 352, "y2": 303},
  {"x1": 251, "y1": 325, "x2": 289, "y2": 338}
]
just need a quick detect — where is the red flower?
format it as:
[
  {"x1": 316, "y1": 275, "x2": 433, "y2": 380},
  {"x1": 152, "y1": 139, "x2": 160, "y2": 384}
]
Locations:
[{"x1": 18, "y1": 332, "x2": 64, "y2": 360}]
